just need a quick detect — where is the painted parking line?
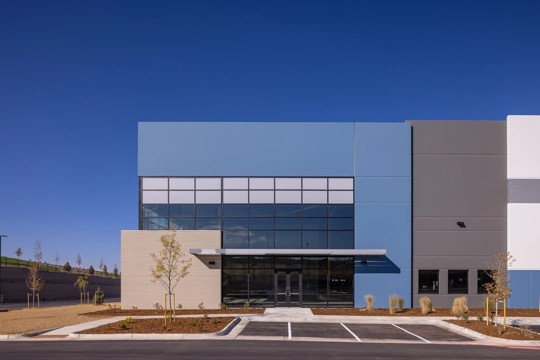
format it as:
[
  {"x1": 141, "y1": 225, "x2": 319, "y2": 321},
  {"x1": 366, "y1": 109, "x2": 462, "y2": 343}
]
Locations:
[
  {"x1": 392, "y1": 324, "x2": 430, "y2": 343},
  {"x1": 288, "y1": 322, "x2": 291, "y2": 340},
  {"x1": 340, "y1": 323, "x2": 361, "y2": 342},
  {"x1": 398, "y1": 325, "x2": 472, "y2": 342},
  {"x1": 343, "y1": 324, "x2": 420, "y2": 341}
]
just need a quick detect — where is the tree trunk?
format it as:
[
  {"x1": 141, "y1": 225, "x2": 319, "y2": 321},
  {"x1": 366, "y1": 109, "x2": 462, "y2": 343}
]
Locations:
[
  {"x1": 169, "y1": 292, "x2": 172, "y2": 324},
  {"x1": 494, "y1": 300, "x2": 498, "y2": 326}
]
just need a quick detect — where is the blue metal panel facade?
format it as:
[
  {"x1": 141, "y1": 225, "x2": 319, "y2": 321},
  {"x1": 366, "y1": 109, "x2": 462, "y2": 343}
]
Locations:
[
  {"x1": 353, "y1": 123, "x2": 412, "y2": 308},
  {"x1": 138, "y1": 122, "x2": 355, "y2": 177},
  {"x1": 508, "y1": 270, "x2": 540, "y2": 308}
]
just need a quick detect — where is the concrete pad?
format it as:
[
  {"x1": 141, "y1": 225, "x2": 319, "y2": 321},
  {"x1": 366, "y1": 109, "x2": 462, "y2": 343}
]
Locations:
[
  {"x1": 344, "y1": 324, "x2": 420, "y2": 341},
  {"x1": 291, "y1": 323, "x2": 353, "y2": 339},
  {"x1": 399, "y1": 325, "x2": 472, "y2": 342},
  {"x1": 239, "y1": 322, "x2": 288, "y2": 337}
]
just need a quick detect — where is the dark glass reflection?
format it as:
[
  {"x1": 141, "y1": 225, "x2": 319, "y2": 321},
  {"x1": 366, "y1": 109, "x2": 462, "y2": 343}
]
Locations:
[
  {"x1": 419, "y1": 270, "x2": 439, "y2": 294},
  {"x1": 275, "y1": 204, "x2": 302, "y2": 217},
  {"x1": 195, "y1": 217, "x2": 221, "y2": 230},
  {"x1": 169, "y1": 204, "x2": 194, "y2": 217},
  {"x1": 274, "y1": 231, "x2": 301, "y2": 249},
  {"x1": 328, "y1": 205, "x2": 354, "y2": 217},
  {"x1": 448, "y1": 270, "x2": 468, "y2": 294},
  {"x1": 275, "y1": 257, "x2": 301, "y2": 268},
  {"x1": 142, "y1": 204, "x2": 168, "y2": 217},
  {"x1": 142, "y1": 217, "x2": 168, "y2": 230},
  {"x1": 223, "y1": 204, "x2": 249, "y2": 217},
  {"x1": 328, "y1": 231, "x2": 354, "y2": 249},
  {"x1": 250, "y1": 218, "x2": 274, "y2": 230},
  {"x1": 249, "y1": 231, "x2": 274, "y2": 249},
  {"x1": 223, "y1": 218, "x2": 249, "y2": 230},
  {"x1": 223, "y1": 231, "x2": 249, "y2": 248},
  {"x1": 196, "y1": 204, "x2": 221, "y2": 217},
  {"x1": 477, "y1": 270, "x2": 492, "y2": 294},
  {"x1": 275, "y1": 218, "x2": 302, "y2": 230},
  {"x1": 302, "y1": 231, "x2": 327, "y2": 249},
  {"x1": 302, "y1": 204, "x2": 327, "y2": 217},
  {"x1": 302, "y1": 218, "x2": 327, "y2": 230},
  {"x1": 169, "y1": 217, "x2": 194, "y2": 230},
  {"x1": 328, "y1": 218, "x2": 354, "y2": 230},
  {"x1": 249, "y1": 204, "x2": 274, "y2": 217}
]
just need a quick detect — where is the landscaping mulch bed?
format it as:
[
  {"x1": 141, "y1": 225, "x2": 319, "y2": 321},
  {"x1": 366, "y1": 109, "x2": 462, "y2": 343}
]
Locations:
[
  {"x1": 78, "y1": 317, "x2": 236, "y2": 334},
  {"x1": 312, "y1": 308, "x2": 540, "y2": 317},
  {"x1": 81, "y1": 308, "x2": 265, "y2": 316},
  {"x1": 446, "y1": 320, "x2": 540, "y2": 341}
]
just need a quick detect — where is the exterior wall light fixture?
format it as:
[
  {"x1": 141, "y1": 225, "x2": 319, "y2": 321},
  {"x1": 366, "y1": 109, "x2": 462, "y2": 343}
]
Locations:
[{"x1": 456, "y1": 221, "x2": 466, "y2": 228}]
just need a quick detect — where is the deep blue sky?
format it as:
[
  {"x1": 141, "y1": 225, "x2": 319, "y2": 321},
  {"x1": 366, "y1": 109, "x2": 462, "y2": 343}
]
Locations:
[{"x1": 1, "y1": 0, "x2": 539, "y2": 270}]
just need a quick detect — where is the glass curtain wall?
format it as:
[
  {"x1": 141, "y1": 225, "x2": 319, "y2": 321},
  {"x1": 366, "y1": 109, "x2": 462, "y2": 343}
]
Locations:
[{"x1": 222, "y1": 256, "x2": 354, "y2": 308}]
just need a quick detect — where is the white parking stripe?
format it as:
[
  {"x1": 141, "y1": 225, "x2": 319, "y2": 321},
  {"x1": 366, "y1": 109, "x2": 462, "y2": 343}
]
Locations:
[
  {"x1": 340, "y1": 323, "x2": 361, "y2": 342},
  {"x1": 392, "y1": 324, "x2": 431, "y2": 343},
  {"x1": 288, "y1": 322, "x2": 291, "y2": 340}
]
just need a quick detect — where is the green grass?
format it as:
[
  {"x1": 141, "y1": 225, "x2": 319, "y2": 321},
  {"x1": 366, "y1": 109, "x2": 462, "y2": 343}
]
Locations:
[{"x1": 0, "y1": 256, "x2": 60, "y2": 271}]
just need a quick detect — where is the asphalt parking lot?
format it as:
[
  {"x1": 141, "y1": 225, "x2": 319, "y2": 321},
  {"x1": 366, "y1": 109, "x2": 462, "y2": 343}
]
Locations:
[{"x1": 239, "y1": 322, "x2": 473, "y2": 342}]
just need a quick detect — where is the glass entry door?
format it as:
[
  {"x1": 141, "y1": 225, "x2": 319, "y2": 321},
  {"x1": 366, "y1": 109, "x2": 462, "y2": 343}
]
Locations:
[{"x1": 274, "y1": 270, "x2": 302, "y2": 307}]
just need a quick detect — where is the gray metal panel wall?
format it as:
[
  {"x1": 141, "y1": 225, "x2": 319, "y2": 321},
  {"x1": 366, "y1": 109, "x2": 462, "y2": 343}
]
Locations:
[{"x1": 408, "y1": 120, "x2": 507, "y2": 308}]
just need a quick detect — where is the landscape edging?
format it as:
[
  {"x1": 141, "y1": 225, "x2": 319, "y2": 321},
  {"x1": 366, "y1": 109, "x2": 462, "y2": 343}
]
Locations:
[{"x1": 437, "y1": 320, "x2": 540, "y2": 346}]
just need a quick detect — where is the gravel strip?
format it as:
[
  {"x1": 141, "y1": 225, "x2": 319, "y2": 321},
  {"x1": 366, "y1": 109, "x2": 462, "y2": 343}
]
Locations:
[{"x1": 0, "y1": 303, "x2": 119, "y2": 335}]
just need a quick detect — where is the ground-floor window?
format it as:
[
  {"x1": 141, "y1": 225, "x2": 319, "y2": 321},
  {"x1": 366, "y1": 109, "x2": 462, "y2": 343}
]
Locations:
[
  {"x1": 221, "y1": 256, "x2": 354, "y2": 308},
  {"x1": 477, "y1": 270, "x2": 492, "y2": 294},
  {"x1": 418, "y1": 270, "x2": 439, "y2": 294},
  {"x1": 448, "y1": 270, "x2": 468, "y2": 294}
]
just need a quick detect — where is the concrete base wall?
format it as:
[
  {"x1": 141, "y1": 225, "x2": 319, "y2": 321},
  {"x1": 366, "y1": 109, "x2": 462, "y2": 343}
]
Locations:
[
  {"x1": 0, "y1": 267, "x2": 120, "y2": 302},
  {"x1": 121, "y1": 230, "x2": 221, "y2": 310}
]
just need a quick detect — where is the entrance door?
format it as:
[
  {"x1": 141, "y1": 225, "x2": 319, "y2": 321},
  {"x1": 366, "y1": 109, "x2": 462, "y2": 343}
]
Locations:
[{"x1": 274, "y1": 270, "x2": 302, "y2": 307}]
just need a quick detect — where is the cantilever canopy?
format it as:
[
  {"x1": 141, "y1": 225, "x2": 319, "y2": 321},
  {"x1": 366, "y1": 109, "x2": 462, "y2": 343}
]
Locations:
[{"x1": 189, "y1": 249, "x2": 386, "y2": 256}]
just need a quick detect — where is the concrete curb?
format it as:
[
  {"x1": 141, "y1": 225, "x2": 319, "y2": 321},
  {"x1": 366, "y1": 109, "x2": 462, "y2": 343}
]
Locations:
[
  {"x1": 68, "y1": 317, "x2": 241, "y2": 340},
  {"x1": 0, "y1": 327, "x2": 61, "y2": 340},
  {"x1": 438, "y1": 320, "x2": 540, "y2": 346}
]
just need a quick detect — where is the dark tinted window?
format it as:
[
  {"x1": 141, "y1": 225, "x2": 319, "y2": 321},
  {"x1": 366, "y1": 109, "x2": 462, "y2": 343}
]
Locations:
[
  {"x1": 328, "y1": 205, "x2": 354, "y2": 217},
  {"x1": 223, "y1": 218, "x2": 249, "y2": 230},
  {"x1": 275, "y1": 218, "x2": 302, "y2": 230},
  {"x1": 448, "y1": 270, "x2": 468, "y2": 294},
  {"x1": 142, "y1": 204, "x2": 168, "y2": 217},
  {"x1": 328, "y1": 231, "x2": 354, "y2": 249},
  {"x1": 142, "y1": 217, "x2": 168, "y2": 230},
  {"x1": 169, "y1": 204, "x2": 194, "y2": 217},
  {"x1": 169, "y1": 217, "x2": 194, "y2": 230},
  {"x1": 302, "y1": 218, "x2": 327, "y2": 230},
  {"x1": 419, "y1": 270, "x2": 439, "y2": 294},
  {"x1": 274, "y1": 231, "x2": 301, "y2": 249},
  {"x1": 250, "y1": 218, "x2": 274, "y2": 230},
  {"x1": 328, "y1": 218, "x2": 354, "y2": 230},
  {"x1": 223, "y1": 204, "x2": 249, "y2": 217},
  {"x1": 249, "y1": 231, "x2": 274, "y2": 249},
  {"x1": 249, "y1": 204, "x2": 274, "y2": 217},
  {"x1": 302, "y1": 231, "x2": 327, "y2": 249},
  {"x1": 275, "y1": 204, "x2": 302, "y2": 217},
  {"x1": 477, "y1": 270, "x2": 492, "y2": 294},
  {"x1": 196, "y1": 204, "x2": 221, "y2": 217},
  {"x1": 223, "y1": 231, "x2": 248, "y2": 248},
  {"x1": 302, "y1": 204, "x2": 328, "y2": 217},
  {"x1": 195, "y1": 218, "x2": 221, "y2": 230}
]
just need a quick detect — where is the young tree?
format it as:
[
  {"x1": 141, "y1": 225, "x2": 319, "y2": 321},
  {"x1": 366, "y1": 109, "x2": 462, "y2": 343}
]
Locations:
[
  {"x1": 33, "y1": 240, "x2": 43, "y2": 263},
  {"x1": 26, "y1": 263, "x2": 44, "y2": 307},
  {"x1": 88, "y1": 265, "x2": 95, "y2": 275},
  {"x1": 99, "y1": 256, "x2": 105, "y2": 277},
  {"x1": 74, "y1": 275, "x2": 89, "y2": 303},
  {"x1": 14, "y1": 247, "x2": 23, "y2": 267},
  {"x1": 55, "y1": 251, "x2": 60, "y2": 268},
  {"x1": 484, "y1": 252, "x2": 516, "y2": 326},
  {"x1": 63, "y1": 261, "x2": 72, "y2": 272},
  {"x1": 113, "y1": 264, "x2": 118, "y2": 278},
  {"x1": 150, "y1": 229, "x2": 192, "y2": 324},
  {"x1": 76, "y1": 254, "x2": 82, "y2": 274},
  {"x1": 103, "y1": 264, "x2": 108, "y2": 277}
]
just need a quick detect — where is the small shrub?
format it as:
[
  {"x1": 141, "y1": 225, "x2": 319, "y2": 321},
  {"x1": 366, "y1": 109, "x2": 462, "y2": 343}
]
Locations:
[
  {"x1": 364, "y1": 294, "x2": 374, "y2": 311},
  {"x1": 397, "y1": 297, "x2": 404, "y2": 312},
  {"x1": 203, "y1": 314, "x2": 209, "y2": 319},
  {"x1": 107, "y1": 304, "x2": 117, "y2": 310},
  {"x1": 219, "y1": 303, "x2": 228, "y2": 310},
  {"x1": 124, "y1": 316, "x2": 133, "y2": 323},
  {"x1": 198, "y1": 302, "x2": 205, "y2": 310},
  {"x1": 419, "y1": 296, "x2": 432, "y2": 315},
  {"x1": 153, "y1": 303, "x2": 163, "y2": 310},
  {"x1": 118, "y1": 321, "x2": 127, "y2": 330},
  {"x1": 389, "y1": 294, "x2": 399, "y2": 315},
  {"x1": 460, "y1": 313, "x2": 470, "y2": 322},
  {"x1": 477, "y1": 315, "x2": 484, "y2": 322},
  {"x1": 94, "y1": 287, "x2": 105, "y2": 305},
  {"x1": 451, "y1": 297, "x2": 469, "y2": 319},
  {"x1": 88, "y1": 265, "x2": 95, "y2": 275},
  {"x1": 177, "y1": 303, "x2": 183, "y2": 310},
  {"x1": 131, "y1": 306, "x2": 138, "y2": 310},
  {"x1": 188, "y1": 319, "x2": 198, "y2": 327},
  {"x1": 497, "y1": 324, "x2": 504, "y2": 335},
  {"x1": 519, "y1": 322, "x2": 534, "y2": 338},
  {"x1": 211, "y1": 318, "x2": 219, "y2": 324},
  {"x1": 243, "y1": 301, "x2": 250, "y2": 309}
]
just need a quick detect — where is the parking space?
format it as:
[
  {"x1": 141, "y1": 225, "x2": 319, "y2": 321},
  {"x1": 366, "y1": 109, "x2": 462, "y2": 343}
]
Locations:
[
  {"x1": 238, "y1": 322, "x2": 474, "y2": 342},
  {"x1": 291, "y1": 323, "x2": 353, "y2": 339},
  {"x1": 397, "y1": 325, "x2": 471, "y2": 342}
]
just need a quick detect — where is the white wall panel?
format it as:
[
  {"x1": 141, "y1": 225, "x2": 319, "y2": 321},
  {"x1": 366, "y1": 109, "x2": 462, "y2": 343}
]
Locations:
[
  {"x1": 142, "y1": 191, "x2": 168, "y2": 204},
  {"x1": 275, "y1": 178, "x2": 301, "y2": 189},
  {"x1": 196, "y1": 178, "x2": 221, "y2": 189},
  {"x1": 249, "y1": 191, "x2": 274, "y2": 203},
  {"x1": 302, "y1": 191, "x2": 327, "y2": 204},
  {"x1": 142, "y1": 178, "x2": 168, "y2": 190},
  {"x1": 223, "y1": 191, "x2": 249, "y2": 203},
  {"x1": 329, "y1": 178, "x2": 354, "y2": 190},
  {"x1": 303, "y1": 178, "x2": 327, "y2": 190},
  {"x1": 275, "y1": 191, "x2": 301, "y2": 203},
  {"x1": 249, "y1": 178, "x2": 274, "y2": 189},
  {"x1": 169, "y1": 178, "x2": 195, "y2": 190},
  {"x1": 328, "y1": 191, "x2": 354, "y2": 204},
  {"x1": 169, "y1": 191, "x2": 195, "y2": 204},
  {"x1": 508, "y1": 203, "x2": 540, "y2": 270},
  {"x1": 507, "y1": 115, "x2": 540, "y2": 179},
  {"x1": 196, "y1": 191, "x2": 221, "y2": 203},
  {"x1": 223, "y1": 178, "x2": 248, "y2": 189}
]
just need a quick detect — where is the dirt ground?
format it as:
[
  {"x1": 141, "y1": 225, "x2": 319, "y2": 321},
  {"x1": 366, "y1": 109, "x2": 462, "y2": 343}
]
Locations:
[
  {"x1": 312, "y1": 308, "x2": 540, "y2": 317},
  {"x1": 82, "y1": 308, "x2": 265, "y2": 316},
  {"x1": 446, "y1": 320, "x2": 540, "y2": 340},
  {"x1": 77, "y1": 317, "x2": 236, "y2": 334},
  {"x1": 0, "y1": 303, "x2": 119, "y2": 335}
]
